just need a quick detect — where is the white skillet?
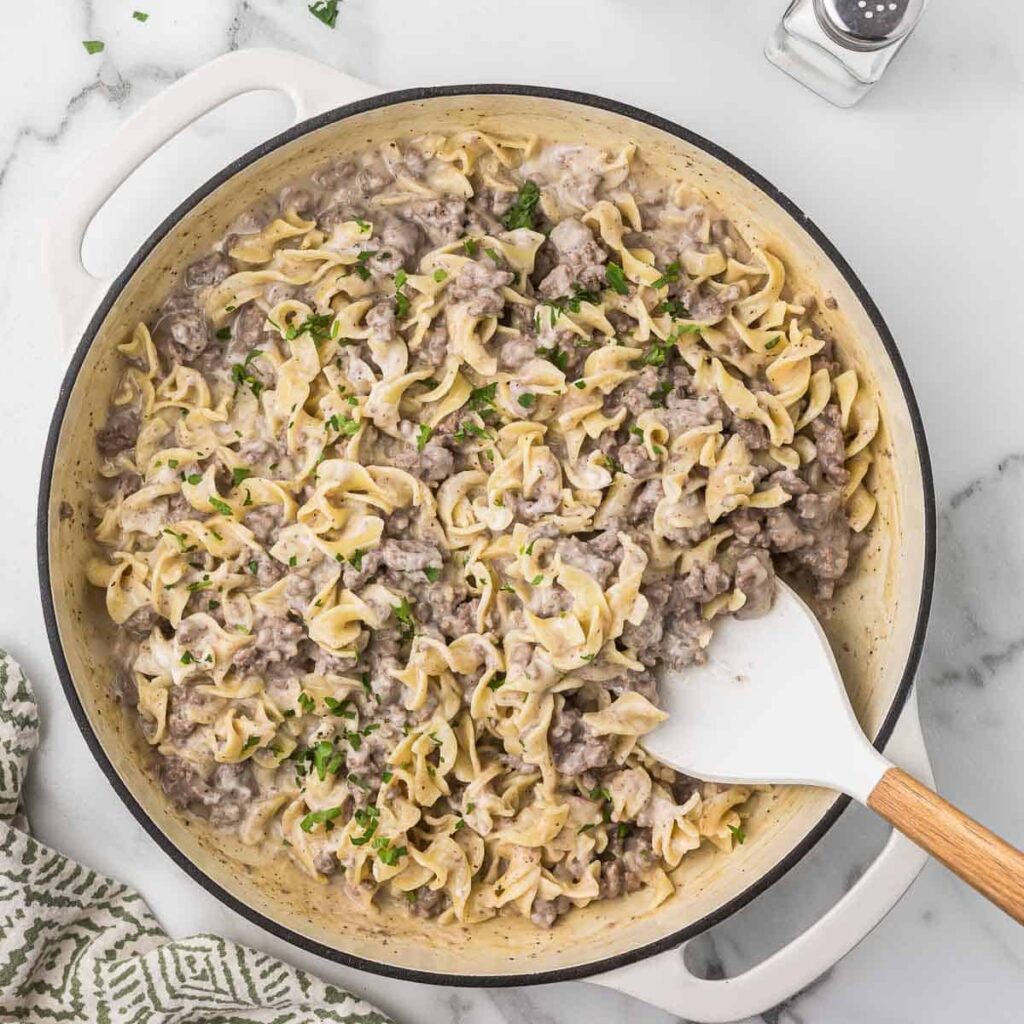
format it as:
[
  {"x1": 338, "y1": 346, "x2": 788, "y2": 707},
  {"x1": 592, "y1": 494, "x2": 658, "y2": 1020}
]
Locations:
[{"x1": 644, "y1": 580, "x2": 1024, "y2": 923}]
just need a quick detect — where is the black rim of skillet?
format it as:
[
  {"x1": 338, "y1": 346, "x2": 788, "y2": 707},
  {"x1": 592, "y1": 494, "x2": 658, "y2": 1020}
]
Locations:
[{"x1": 37, "y1": 84, "x2": 936, "y2": 988}]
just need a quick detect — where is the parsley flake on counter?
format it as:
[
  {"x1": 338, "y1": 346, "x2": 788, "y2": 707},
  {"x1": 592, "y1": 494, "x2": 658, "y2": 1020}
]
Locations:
[
  {"x1": 308, "y1": 0, "x2": 340, "y2": 29},
  {"x1": 82, "y1": 40, "x2": 105, "y2": 54},
  {"x1": 132, "y1": 11, "x2": 149, "y2": 22}
]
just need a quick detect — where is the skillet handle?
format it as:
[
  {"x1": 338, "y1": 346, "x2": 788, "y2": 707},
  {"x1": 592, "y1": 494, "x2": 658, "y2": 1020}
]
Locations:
[
  {"x1": 42, "y1": 48, "x2": 379, "y2": 348},
  {"x1": 589, "y1": 689, "x2": 932, "y2": 1024}
]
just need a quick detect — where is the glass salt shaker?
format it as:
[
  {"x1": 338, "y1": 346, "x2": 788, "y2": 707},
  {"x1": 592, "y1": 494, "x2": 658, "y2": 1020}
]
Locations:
[{"x1": 765, "y1": 0, "x2": 929, "y2": 107}]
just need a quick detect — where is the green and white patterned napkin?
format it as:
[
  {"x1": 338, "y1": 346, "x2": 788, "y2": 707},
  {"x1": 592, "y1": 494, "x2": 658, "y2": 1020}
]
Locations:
[{"x1": 0, "y1": 649, "x2": 395, "y2": 1023}]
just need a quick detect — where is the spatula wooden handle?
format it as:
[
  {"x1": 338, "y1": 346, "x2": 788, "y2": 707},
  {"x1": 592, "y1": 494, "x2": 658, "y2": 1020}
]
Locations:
[{"x1": 867, "y1": 767, "x2": 1024, "y2": 923}]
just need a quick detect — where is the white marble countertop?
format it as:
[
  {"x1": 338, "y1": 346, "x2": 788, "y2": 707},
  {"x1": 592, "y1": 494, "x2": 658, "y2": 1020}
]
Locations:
[{"x1": 3, "y1": 1, "x2": 1023, "y2": 1021}]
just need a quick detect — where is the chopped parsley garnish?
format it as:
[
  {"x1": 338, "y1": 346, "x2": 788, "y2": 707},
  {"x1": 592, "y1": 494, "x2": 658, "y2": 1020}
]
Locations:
[
  {"x1": 297, "y1": 691, "x2": 316, "y2": 715},
  {"x1": 424, "y1": 566, "x2": 441, "y2": 583},
  {"x1": 231, "y1": 467, "x2": 252, "y2": 487},
  {"x1": 179, "y1": 651, "x2": 196, "y2": 665},
  {"x1": 487, "y1": 673, "x2": 506, "y2": 691},
  {"x1": 651, "y1": 380, "x2": 673, "y2": 406},
  {"x1": 354, "y1": 250, "x2": 375, "y2": 280},
  {"x1": 82, "y1": 40, "x2": 105, "y2": 54},
  {"x1": 283, "y1": 312, "x2": 336, "y2": 346},
  {"x1": 133, "y1": 11, "x2": 149, "y2": 22},
  {"x1": 433, "y1": 268, "x2": 448, "y2": 283},
  {"x1": 765, "y1": 335, "x2": 782, "y2": 351},
  {"x1": 324, "y1": 696, "x2": 356, "y2": 719},
  {"x1": 501, "y1": 180, "x2": 541, "y2": 231},
  {"x1": 393, "y1": 596, "x2": 416, "y2": 640},
  {"x1": 453, "y1": 818, "x2": 466, "y2": 832},
  {"x1": 183, "y1": 473, "x2": 202, "y2": 486},
  {"x1": 307, "y1": 0, "x2": 340, "y2": 29},
  {"x1": 326, "y1": 413, "x2": 360, "y2": 437},
  {"x1": 247, "y1": 559, "x2": 259, "y2": 575},
  {"x1": 230, "y1": 349, "x2": 264, "y2": 397},
  {"x1": 669, "y1": 322, "x2": 704, "y2": 339},
  {"x1": 485, "y1": 247, "x2": 503, "y2": 266},
  {"x1": 517, "y1": 393, "x2": 536, "y2": 409},
  {"x1": 350, "y1": 805, "x2": 380, "y2": 845},
  {"x1": 215, "y1": 326, "x2": 231, "y2": 341},
  {"x1": 208, "y1": 497, "x2": 233, "y2": 516},
  {"x1": 617, "y1": 822, "x2": 630, "y2": 840},
  {"x1": 348, "y1": 549, "x2": 365, "y2": 571},
  {"x1": 462, "y1": 238, "x2": 479, "y2": 257},
  {"x1": 605, "y1": 262, "x2": 630, "y2": 295},
  {"x1": 241, "y1": 735, "x2": 261, "y2": 752},
  {"x1": 453, "y1": 419, "x2": 492, "y2": 443},
  {"x1": 167, "y1": 459, "x2": 179, "y2": 468},
  {"x1": 544, "y1": 283, "x2": 601, "y2": 324},
  {"x1": 416, "y1": 423, "x2": 433, "y2": 451},
  {"x1": 536, "y1": 344, "x2": 568, "y2": 372},
  {"x1": 573, "y1": 380, "x2": 587, "y2": 390},
  {"x1": 373, "y1": 836, "x2": 408, "y2": 866},
  {"x1": 381, "y1": 770, "x2": 394, "y2": 783},
  {"x1": 468, "y1": 382, "x2": 497, "y2": 413},
  {"x1": 186, "y1": 577, "x2": 213, "y2": 593},
  {"x1": 393, "y1": 269, "x2": 410, "y2": 318},
  {"x1": 651, "y1": 261, "x2": 681, "y2": 289},
  {"x1": 654, "y1": 297, "x2": 690, "y2": 318},
  {"x1": 311, "y1": 740, "x2": 343, "y2": 781},
  {"x1": 529, "y1": 574, "x2": 543, "y2": 586},
  {"x1": 300, "y1": 806, "x2": 342, "y2": 832},
  {"x1": 288, "y1": 555, "x2": 298, "y2": 567},
  {"x1": 640, "y1": 338, "x2": 671, "y2": 368},
  {"x1": 163, "y1": 528, "x2": 196, "y2": 552},
  {"x1": 728, "y1": 824, "x2": 747, "y2": 844}
]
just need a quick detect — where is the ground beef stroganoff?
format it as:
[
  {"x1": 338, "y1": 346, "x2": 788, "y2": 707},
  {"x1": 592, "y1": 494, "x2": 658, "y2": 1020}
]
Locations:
[{"x1": 87, "y1": 130, "x2": 880, "y2": 928}]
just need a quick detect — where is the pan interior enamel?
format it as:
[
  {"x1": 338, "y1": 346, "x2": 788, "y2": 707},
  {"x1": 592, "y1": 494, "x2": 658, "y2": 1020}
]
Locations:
[{"x1": 44, "y1": 91, "x2": 929, "y2": 980}]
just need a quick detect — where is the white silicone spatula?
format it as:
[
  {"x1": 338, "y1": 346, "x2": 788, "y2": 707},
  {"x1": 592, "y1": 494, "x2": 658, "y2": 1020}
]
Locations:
[{"x1": 643, "y1": 580, "x2": 1024, "y2": 923}]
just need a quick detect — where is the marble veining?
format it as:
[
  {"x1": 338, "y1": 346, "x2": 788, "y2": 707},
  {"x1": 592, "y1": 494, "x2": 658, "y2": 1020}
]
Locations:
[{"x1": 2, "y1": 1, "x2": 1022, "y2": 1022}]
